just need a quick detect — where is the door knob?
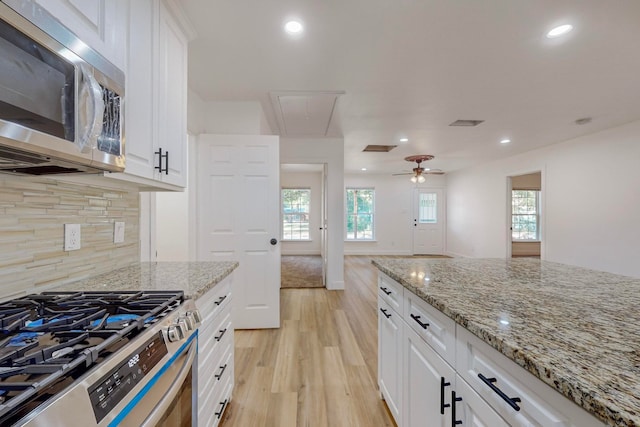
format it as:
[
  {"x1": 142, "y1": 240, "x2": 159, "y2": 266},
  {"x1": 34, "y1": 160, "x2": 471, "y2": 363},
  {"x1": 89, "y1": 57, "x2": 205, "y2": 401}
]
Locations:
[{"x1": 270, "y1": 238, "x2": 278, "y2": 245}]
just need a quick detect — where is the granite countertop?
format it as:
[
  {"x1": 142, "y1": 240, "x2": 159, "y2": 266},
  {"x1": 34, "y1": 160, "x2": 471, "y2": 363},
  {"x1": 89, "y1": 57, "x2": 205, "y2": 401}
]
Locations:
[
  {"x1": 371, "y1": 257, "x2": 640, "y2": 427},
  {"x1": 53, "y1": 261, "x2": 239, "y2": 300}
]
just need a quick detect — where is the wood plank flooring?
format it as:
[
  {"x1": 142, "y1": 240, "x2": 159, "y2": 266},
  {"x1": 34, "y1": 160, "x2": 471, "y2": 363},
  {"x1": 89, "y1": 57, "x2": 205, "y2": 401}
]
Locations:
[{"x1": 218, "y1": 256, "x2": 396, "y2": 427}]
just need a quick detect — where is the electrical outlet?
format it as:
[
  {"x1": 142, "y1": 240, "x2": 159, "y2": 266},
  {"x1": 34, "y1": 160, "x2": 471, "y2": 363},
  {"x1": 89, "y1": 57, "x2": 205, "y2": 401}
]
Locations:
[
  {"x1": 114, "y1": 221, "x2": 125, "y2": 243},
  {"x1": 64, "y1": 224, "x2": 81, "y2": 251}
]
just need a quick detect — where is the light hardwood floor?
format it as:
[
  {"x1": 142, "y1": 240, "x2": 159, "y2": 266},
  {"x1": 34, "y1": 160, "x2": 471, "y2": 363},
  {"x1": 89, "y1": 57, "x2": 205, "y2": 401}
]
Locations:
[{"x1": 218, "y1": 255, "x2": 396, "y2": 427}]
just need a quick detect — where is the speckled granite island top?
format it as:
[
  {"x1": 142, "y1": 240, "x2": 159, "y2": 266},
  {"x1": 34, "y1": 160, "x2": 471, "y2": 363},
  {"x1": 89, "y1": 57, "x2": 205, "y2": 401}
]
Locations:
[
  {"x1": 54, "y1": 261, "x2": 238, "y2": 300},
  {"x1": 371, "y1": 257, "x2": 640, "y2": 427}
]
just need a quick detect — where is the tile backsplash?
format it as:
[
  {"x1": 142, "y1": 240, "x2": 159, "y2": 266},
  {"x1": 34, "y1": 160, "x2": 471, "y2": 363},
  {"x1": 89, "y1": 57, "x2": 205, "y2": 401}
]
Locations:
[{"x1": 0, "y1": 174, "x2": 140, "y2": 300}]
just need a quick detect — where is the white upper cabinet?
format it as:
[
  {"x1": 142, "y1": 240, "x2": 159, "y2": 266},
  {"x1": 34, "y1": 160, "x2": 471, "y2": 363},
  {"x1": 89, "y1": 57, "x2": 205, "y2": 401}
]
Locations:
[
  {"x1": 123, "y1": 0, "x2": 155, "y2": 181},
  {"x1": 156, "y1": 0, "x2": 188, "y2": 187},
  {"x1": 111, "y1": 0, "x2": 194, "y2": 191},
  {"x1": 34, "y1": 0, "x2": 127, "y2": 71}
]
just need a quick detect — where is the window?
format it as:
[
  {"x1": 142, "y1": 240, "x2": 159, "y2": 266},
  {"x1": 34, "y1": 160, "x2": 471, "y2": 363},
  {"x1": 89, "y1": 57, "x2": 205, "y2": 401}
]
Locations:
[
  {"x1": 512, "y1": 190, "x2": 540, "y2": 240},
  {"x1": 346, "y1": 188, "x2": 374, "y2": 240},
  {"x1": 282, "y1": 188, "x2": 310, "y2": 240},
  {"x1": 418, "y1": 192, "x2": 437, "y2": 223}
]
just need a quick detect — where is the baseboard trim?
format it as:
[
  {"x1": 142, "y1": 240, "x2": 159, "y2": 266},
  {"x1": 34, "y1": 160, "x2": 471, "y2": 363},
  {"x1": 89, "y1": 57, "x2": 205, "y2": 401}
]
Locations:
[
  {"x1": 281, "y1": 251, "x2": 322, "y2": 256},
  {"x1": 344, "y1": 250, "x2": 414, "y2": 256}
]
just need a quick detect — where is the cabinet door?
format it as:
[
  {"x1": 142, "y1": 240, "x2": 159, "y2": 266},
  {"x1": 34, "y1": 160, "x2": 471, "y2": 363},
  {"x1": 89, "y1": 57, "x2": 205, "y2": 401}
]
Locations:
[
  {"x1": 454, "y1": 376, "x2": 509, "y2": 427},
  {"x1": 123, "y1": 0, "x2": 156, "y2": 179},
  {"x1": 404, "y1": 326, "x2": 455, "y2": 427},
  {"x1": 378, "y1": 297, "x2": 403, "y2": 425},
  {"x1": 34, "y1": 0, "x2": 127, "y2": 70},
  {"x1": 156, "y1": 0, "x2": 187, "y2": 187}
]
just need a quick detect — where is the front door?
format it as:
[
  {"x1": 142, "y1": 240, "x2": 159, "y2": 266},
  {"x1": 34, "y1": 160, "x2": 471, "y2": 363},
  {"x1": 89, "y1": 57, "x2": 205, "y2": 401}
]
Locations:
[
  {"x1": 197, "y1": 135, "x2": 280, "y2": 329},
  {"x1": 412, "y1": 188, "x2": 444, "y2": 255}
]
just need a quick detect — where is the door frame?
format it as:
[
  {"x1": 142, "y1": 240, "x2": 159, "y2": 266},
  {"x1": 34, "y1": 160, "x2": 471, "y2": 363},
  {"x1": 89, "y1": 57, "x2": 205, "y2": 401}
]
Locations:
[{"x1": 506, "y1": 169, "x2": 545, "y2": 259}]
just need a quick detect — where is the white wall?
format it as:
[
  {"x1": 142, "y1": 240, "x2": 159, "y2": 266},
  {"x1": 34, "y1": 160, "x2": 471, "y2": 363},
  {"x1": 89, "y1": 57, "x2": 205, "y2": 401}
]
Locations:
[
  {"x1": 280, "y1": 137, "x2": 345, "y2": 290},
  {"x1": 187, "y1": 89, "x2": 206, "y2": 134},
  {"x1": 204, "y1": 101, "x2": 272, "y2": 134},
  {"x1": 156, "y1": 189, "x2": 189, "y2": 261},
  {"x1": 281, "y1": 171, "x2": 322, "y2": 255},
  {"x1": 344, "y1": 174, "x2": 447, "y2": 255},
  {"x1": 447, "y1": 119, "x2": 640, "y2": 278}
]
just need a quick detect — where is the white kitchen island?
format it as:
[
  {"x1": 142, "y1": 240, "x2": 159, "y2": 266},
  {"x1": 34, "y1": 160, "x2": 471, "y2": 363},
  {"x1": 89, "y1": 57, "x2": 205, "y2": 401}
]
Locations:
[{"x1": 372, "y1": 257, "x2": 640, "y2": 427}]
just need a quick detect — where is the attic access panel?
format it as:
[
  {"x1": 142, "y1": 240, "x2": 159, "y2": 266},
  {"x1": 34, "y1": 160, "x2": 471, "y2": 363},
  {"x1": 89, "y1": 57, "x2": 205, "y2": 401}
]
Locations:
[{"x1": 270, "y1": 91, "x2": 345, "y2": 136}]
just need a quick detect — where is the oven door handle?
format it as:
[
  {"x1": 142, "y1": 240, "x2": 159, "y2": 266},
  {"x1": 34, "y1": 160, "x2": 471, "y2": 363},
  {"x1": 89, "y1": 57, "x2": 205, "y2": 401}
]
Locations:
[{"x1": 141, "y1": 339, "x2": 197, "y2": 427}]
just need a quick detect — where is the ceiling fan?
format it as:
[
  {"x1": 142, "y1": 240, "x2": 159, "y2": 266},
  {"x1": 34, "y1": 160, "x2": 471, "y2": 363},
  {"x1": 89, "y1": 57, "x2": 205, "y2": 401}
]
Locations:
[{"x1": 392, "y1": 155, "x2": 444, "y2": 183}]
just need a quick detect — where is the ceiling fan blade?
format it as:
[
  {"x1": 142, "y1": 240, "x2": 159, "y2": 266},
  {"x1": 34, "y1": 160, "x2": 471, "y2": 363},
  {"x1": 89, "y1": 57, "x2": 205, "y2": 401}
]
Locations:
[
  {"x1": 391, "y1": 172, "x2": 413, "y2": 176},
  {"x1": 425, "y1": 170, "x2": 445, "y2": 175}
]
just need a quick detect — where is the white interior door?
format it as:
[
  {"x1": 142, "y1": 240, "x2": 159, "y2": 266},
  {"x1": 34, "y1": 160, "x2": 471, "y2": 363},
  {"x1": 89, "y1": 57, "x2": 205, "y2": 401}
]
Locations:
[
  {"x1": 197, "y1": 135, "x2": 280, "y2": 329},
  {"x1": 412, "y1": 188, "x2": 445, "y2": 255}
]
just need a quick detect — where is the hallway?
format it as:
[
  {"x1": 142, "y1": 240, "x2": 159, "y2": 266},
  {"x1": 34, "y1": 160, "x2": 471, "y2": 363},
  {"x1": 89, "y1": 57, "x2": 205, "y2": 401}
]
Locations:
[{"x1": 219, "y1": 256, "x2": 395, "y2": 427}]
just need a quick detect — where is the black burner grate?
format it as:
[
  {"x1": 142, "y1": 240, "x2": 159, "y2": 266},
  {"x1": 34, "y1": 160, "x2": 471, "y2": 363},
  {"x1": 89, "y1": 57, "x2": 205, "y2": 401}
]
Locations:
[{"x1": 0, "y1": 290, "x2": 184, "y2": 424}]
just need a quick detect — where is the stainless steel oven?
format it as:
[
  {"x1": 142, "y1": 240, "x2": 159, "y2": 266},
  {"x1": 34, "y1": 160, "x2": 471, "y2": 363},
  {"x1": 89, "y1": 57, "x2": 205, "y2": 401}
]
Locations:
[{"x1": 0, "y1": 291, "x2": 200, "y2": 427}]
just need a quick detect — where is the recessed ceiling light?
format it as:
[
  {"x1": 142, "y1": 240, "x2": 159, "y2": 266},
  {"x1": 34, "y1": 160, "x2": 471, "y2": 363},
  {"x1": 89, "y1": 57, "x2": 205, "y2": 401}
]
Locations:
[
  {"x1": 284, "y1": 20, "x2": 303, "y2": 35},
  {"x1": 546, "y1": 24, "x2": 573, "y2": 38},
  {"x1": 399, "y1": 138, "x2": 409, "y2": 142},
  {"x1": 361, "y1": 167, "x2": 367, "y2": 171},
  {"x1": 500, "y1": 139, "x2": 511, "y2": 144}
]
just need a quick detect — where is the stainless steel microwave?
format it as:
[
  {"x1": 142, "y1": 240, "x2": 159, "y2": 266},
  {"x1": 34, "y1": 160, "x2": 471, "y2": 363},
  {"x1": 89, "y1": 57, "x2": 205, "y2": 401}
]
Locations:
[{"x1": 0, "y1": 0, "x2": 125, "y2": 174}]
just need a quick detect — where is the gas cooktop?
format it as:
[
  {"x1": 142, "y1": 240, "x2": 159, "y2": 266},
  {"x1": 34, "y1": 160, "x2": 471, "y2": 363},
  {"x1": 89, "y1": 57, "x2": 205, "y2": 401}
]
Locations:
[{"x1": 0, "y1": 290, "x2": 185, "y2": 425}]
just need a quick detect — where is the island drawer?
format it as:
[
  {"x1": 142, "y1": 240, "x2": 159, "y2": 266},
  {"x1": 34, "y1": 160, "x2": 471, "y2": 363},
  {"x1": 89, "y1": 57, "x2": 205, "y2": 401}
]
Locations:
[
  {"x1": 456, "y1": 327, "x2": 605, "y2": 427},
  {"x1": 199, "y1": 345, "x2": 234, "y2": 426},
  {"x1": 378, "y1": 272, "x2": 404, "y2": 314},
  {"x1": 197, "y1": 275, "x2": 232, "y2": 323},
  {"x1": 404, "y1": 290, "x2": 456, "y2": 365}
]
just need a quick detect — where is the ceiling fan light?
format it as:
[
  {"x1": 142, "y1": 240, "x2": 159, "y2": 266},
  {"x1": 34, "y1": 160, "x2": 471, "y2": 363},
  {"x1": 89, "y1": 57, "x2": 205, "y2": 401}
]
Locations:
[
  {"x1": 417, "y1": 175, "x2": 426, "y2": 183},
  {"x1": 410, "y1": 176, "x2": 418, "y2": 183}
]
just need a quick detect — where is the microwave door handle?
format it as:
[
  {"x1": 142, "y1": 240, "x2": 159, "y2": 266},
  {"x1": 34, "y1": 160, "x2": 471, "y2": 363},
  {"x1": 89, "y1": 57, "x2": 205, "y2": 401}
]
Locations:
[
  {"x1": 78, "y1": 65, "x2": 104, "y2": 150},
  {"x1": 140, "y1": 340, "x2": 197, "y2": 427}
]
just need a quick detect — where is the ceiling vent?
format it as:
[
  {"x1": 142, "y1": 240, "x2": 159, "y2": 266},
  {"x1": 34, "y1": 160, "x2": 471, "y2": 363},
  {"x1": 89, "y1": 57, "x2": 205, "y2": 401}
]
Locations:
[
  {"x1": 449, "y1": 119, "x2": 485, "y2": 127},
  {"x1": 363, "y1": 145, "x2": 397, "y2": 152},
  {"x1": 270, "y1": 90, "x2": 345, "y2": 137}
]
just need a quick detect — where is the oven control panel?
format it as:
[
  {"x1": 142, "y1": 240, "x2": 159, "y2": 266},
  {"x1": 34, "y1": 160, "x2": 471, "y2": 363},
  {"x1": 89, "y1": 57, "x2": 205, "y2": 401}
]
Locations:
[{"x1": 88, "y1": 331, "x2": 168, "y2": 423}]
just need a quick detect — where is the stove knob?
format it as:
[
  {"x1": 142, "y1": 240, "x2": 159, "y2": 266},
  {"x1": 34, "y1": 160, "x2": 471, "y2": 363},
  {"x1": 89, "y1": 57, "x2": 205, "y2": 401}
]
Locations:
[
  {"x1": 180, "y1": 315, "x2": 194, "y2": 331},
  {"x1": 167, "y1": 324, "x2": 184, "y2": 342},
  {"x1": 188, "y1": 309, "x2": 202, "y2": 323},
  {"x1": 185, "y1": 311, "x2": 200, "y2": 328},
  {"x1": 176, "y1": 316, "x2": 189, "y2": 333}
]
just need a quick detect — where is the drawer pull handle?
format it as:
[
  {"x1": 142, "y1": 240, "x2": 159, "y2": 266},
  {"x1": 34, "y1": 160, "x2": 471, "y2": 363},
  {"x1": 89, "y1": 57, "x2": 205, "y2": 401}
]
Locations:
[
  {"x1": 410, "y1": 313, "x2": 429, "y2": 329},
  {"x1": 440, "y1": 377, "x2": 451, "y2": 414},
  {"x1": 478, "y1": 373, "x2": 522, "y2": 411},
  {"x1": 379, "y1": 308, "x2": 392, "y2": 319},
  {"x1": 215, "y1": 295, "x2": 227, "y2": 306},
  {"x1": 451, "y1": 390, "x2": 463, "y2": 426},
  {"x1": 380, "y1": 287, "x2": 392, "y2": 296},
  {"x1": 215, "y1": 398, "x2": 228, "y2": 419},
  {"x1": 215, "y1": 363, "x2": 228, "y2": 380},
  {"x1": 215, "y1": 328, "x2": 227, "y2": 341}
]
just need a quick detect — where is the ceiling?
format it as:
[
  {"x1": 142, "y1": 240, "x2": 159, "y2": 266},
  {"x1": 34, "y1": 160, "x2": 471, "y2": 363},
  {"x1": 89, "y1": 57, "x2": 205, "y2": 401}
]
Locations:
[{"x1": 183, "y1": 0, "x2": 640, "y2": 175}]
